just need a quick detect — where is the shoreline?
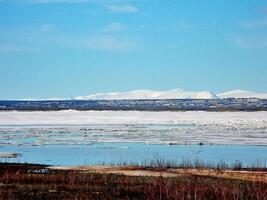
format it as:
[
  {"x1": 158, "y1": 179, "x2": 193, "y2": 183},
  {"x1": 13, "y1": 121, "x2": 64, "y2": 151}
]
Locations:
[
  {"x1": 2, "y1": 162, "x2": 267, "y2": 183},
  {"x1": 49, "y1": 165, "x2": 267, "y2": 183}
]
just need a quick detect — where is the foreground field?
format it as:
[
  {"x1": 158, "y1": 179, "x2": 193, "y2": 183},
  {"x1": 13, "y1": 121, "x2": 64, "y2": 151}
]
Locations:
[{"x1": 0, "y1": 163, "x2": 267, "y2": 199}]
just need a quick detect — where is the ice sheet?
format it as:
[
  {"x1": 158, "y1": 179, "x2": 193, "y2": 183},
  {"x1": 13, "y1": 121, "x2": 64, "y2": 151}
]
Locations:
[{"x1": 0, "y1": 111, "x2": 266, "y2": 145}]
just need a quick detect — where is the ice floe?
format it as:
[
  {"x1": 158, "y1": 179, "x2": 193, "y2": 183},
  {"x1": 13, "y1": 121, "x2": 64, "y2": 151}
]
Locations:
[{"x1": 0, "y1": 111, "x2": 266, "y2": 146}]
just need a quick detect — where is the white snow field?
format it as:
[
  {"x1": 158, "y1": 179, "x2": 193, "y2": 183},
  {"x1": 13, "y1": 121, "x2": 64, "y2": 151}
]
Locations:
[{"x1": 0, "y1": 111, "x2": 266, "y2": 146}]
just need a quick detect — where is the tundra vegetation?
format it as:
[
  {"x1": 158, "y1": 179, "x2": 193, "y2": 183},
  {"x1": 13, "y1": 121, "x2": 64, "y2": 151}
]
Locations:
[{"x1": 0, "y1": 161, "x2": 266, "y2": 200}]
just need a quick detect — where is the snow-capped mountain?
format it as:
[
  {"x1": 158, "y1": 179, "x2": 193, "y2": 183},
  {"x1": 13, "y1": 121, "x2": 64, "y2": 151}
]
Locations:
[
  {"x1": 16, "y1": 89, "x2": 267, "y2": 101},
  {"x1": 218, "y1": 90, "x2": 267, "y2": 99},
  {"x1": 74, "y1": 89, "x2": 219, "y2": 100}
]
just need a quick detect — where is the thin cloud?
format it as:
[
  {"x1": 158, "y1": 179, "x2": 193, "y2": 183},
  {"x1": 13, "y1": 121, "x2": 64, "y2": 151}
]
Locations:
[
  {"x1": 0, "y1": 44, "x2": 38, "y2": 53},
  {"x1": 105, "y1": 4, "x2": 138, "y2": 13},
  {"x1": 84, "y1": 36, "x2": 135, "y2": 51},
  {"x1": 40, "y1": 24, "x2": 57, "y2": 32},
  {"x1": 171, "y1": 20, "x2": 191, "y2": 30},
  {"x1": 29, "y1": 0, "x2": 89, "y2": 2},
  {"x1": 259, "y1": 7, "x2": 267, "y2": 15},
  {"x1": 0, "y1": 0, "x2": 123, "y2": 3},
  {"x1": 234, "y1": 37, "x2": 267, "y2": 48},
  {"x1": 0, "y1": 24, "x2": 138, "y2": 53},
  {"x1": 102, "y1": 22, "x2": 127, "y2": 32},
  {"x1": 0, "y1": 0, "x2": 86, "y2": 3},
  {"x1": 62, "y1": 35, "x2": 137, "y2": 52},
  {"x1": 240, "y1": 20, "x2": 267, "y2": 28}
]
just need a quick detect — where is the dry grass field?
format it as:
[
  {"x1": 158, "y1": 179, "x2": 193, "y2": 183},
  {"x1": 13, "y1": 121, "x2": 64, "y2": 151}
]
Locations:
[{"x1": 0, "y1": 163, "x2": 267, "y2": 199}]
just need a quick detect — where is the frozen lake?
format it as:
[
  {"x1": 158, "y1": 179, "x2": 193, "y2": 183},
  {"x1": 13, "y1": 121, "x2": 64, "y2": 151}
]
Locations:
[{"x1": 0, "y1": 111, "x2": 266, "y2": 166}]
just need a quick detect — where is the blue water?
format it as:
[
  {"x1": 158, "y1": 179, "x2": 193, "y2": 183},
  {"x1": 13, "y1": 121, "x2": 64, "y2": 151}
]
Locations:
[{"x1": 1, "y1": 143, "x2": 267, "y2": 166}]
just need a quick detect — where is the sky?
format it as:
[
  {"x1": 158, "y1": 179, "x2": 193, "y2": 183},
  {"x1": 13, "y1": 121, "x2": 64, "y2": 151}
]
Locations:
[{"x1": 0, "y1": 0, "x2": 266, "y2": 99}]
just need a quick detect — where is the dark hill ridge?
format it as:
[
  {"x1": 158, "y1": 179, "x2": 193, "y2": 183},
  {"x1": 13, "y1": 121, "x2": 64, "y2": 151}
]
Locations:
[{"x1": 0, "y1": 98, "x2": 266, "y2": 111}]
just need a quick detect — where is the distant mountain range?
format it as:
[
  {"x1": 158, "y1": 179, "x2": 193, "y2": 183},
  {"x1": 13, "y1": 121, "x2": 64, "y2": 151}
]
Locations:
[
  {"x1": 2, "y1": 89, "x2": 267, "y2": 111},
  {"x1": 74, "y1": 89, "x2": 267, "y2": 100},
  {"x1": 217, "y1": 90, "x2": 267, "y2": 99},
  {"x1": 16, "y1": 89, "x2": 267, "y2": 101}
]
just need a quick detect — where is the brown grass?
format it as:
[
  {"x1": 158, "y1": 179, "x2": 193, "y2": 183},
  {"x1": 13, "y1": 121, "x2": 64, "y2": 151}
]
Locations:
[{"x1": 0, "y1": 163, "x2": 267, "y2": 199}]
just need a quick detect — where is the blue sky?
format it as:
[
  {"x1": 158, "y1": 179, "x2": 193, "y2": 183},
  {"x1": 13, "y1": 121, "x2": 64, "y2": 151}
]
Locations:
[{"x1": 0, "y1": 0, "x2": 266, "y2": 99}]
